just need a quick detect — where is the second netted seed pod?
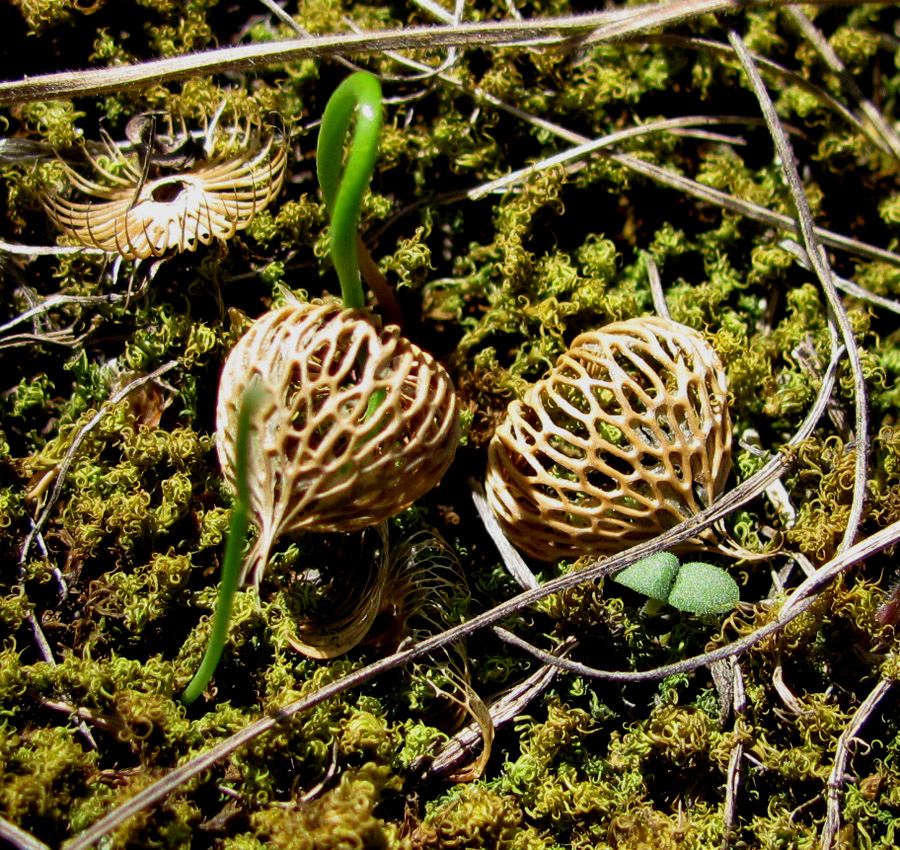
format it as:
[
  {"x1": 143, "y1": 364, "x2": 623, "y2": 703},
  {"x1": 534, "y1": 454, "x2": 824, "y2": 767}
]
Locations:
[
  {"x1": 485, "y1": 316, "x2": 732, "y2": 562},
  {"x1": 216, "y1": 300, "x2": 459, "y2": 584}
]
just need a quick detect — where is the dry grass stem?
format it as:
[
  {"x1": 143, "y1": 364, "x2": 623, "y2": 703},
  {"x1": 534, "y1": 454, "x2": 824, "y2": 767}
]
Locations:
[
  {"x1": 722, "y1": 659, "x2": 747, "y2": 847},
  {"x1": 409, "y1": 647, "x2": 568, "y2": 782},
  {"x1": 785, "y1": 7, "x2": 900, "y2": 161},
  {"x1": 0, "y1": 238, "x2": 104, "y2": 256},
  {"x1": 727, "y1": 29, "x2": 870, "y2": 558},
  {"x1": 469, "y1": 478, "x2": 540, "y2": 591},
  {"x1": 821, "y1": 678, "x2": 894, "y2": 849},
  {"x1": 19, "y1": 360, "x2": 179, "y2": 566},
  {"x1": 609, "y1": 151, "x2": 900, "y2": 268},
  {"x1": 0, "y1": 1, "x2": 886, "y2": 105},
  {"x1": 0, "y1": 817, "x2": 52, "y2": 850},
  {"x1": 779, "y1": 238, "x2": 900, "y2": 316},
  {"x1": 466, "y1": 115, "x2": 770, "y2": 201},
  {"x1": 647, "y1": 33, "x2": 888, "y2": 151}
]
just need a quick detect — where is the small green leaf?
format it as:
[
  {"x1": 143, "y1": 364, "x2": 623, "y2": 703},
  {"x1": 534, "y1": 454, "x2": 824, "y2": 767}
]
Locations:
[
  {"x1": 612, "y1": 552, "x2": 680, "y2": 601},
  {"x1": 668, "y1": 562, "x2": 740, "y2": 614}
]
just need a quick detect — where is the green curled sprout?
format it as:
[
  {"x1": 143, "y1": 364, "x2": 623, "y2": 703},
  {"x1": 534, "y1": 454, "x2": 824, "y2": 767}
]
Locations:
[
  {"x1": 182, "y1": 73, "x2": 386, "y2": 704},
  {"x1": 316, "y1": 70, "x2": 383, "y2": 310}
]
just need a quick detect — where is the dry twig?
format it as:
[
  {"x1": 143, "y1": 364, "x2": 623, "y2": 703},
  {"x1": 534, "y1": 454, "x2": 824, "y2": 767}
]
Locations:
[
  {"x1": 821, "y1": 678, "x2": 894, "y2": 850},
  {"x1": 0, "y1": 817, "x2": 52, "y2": 850},
  {"x1": 727, "y1": 29, "x2": 869, "y2": 557},
  {"x1": 1, "y1": 1, "x2": 891, "y2": 105}
]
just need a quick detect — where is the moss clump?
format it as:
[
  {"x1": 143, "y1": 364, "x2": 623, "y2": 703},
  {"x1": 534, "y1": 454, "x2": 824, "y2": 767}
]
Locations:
[
  {"x1": 250, "y1": 764, "x2": 398, "y2": 850},
  {"x1": 411, "y1": 785, "x2": 522, "y2": 850},
  {"x1": 3, "y1": 1, "x2": 900, "y2": 848},
  {"x1": 0, "y1": 726, "x2": 100, "y2": 841}
]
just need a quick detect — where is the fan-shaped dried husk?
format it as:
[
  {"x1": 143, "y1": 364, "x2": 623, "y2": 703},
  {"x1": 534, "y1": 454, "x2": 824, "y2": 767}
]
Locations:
[
  {"x1": 216, "y1": 300, "x2": 460, "y2": 585},
  {"x1": 381, "y1": 530, "x2": 492, "y2": 783},
  {"x1": 280, "y1": 523, "x2": 390, "y2": 660},
  {"x1": 485, "y1": 316, "x2": 732, "y2": 562},
  {"x1": 45, "y1": 128, "x2": 285, "y2": 259}
]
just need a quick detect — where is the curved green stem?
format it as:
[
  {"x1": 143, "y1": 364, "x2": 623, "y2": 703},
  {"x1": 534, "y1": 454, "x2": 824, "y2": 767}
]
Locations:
[
  {"x1": 317, "y1": 71, "x2": 383, "y2": 310},
  {"x1": 181, "y1": 382, "x2": 264, "y2": 706}
]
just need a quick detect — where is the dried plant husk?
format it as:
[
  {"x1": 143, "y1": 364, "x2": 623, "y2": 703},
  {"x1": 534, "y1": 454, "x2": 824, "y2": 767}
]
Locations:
[
  {"x1": 485, "y1": 316, "x2": 732, "y2": 562},
  {"x1": 377, "y1": 530, "x2": 493, "y2": 782},
  {"x1": 216, "y1": 300, "x2": 460, "y2": 585},
  {"x1": 45, "y1": 124, "x2": 285, "y2": 258},
  {"x1": 282, "y1": 523, "x2": 390, "y2": 660}
]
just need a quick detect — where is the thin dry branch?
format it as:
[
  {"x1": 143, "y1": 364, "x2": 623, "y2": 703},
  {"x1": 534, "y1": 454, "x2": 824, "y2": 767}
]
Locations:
[
  {"x1": 780, "y1": 239, "x2": 900, "y2": 317},
  {"x1": 785, "y1": 7, "x2": 900, "y2": 162},
  {"x1": 727, "y1": 29, "x2": 870, "y2": 555},
  {"x1": 0, "y1": 1, "x2": 890, "y2": 105},
  {"x1": 409, "y1": 652, "x2": 566, "y2": 781},
  {"x1": 493, "y1": 517, "x2": 900, "y2": 682},
  {"x1": 466, "y1": 115, "x2": 770, "y2": 200},
  {"x1": 0, "y1": 239, "x2": 105, "y2": 256},
  {"x1": 722, "y1": 658, "x2": 748, "y2": 848},
  {"x1": 470, "y1": 478, "x2": 540, "y2": 591},
  {"x1": 609, "y1": 152, "x2": 900, "y2": 268},
  {"x1": 645, "y1": 33, "x2": 889, "y2": 154},
  {"x1": 341, "y1": 0, "x2": 467, "y2": 84},
  {"x1": 0, "y1": 328, "x2": 89, "y2": 350},
  {"x1": 0, "y1": 817, "x2": 52, "y2": 850},
  {"x1": 0, "y1": 293, "x2": 126, "y2": 338},
  {"x1": 19, "y1": 360, "x2": 179, "y2": 565},
  {"x1": 645, "y1": 255, "x2": 671, "y2": 321},
  {"x1": 821, "y1": 678, "x2": 894, "y2": 850}
]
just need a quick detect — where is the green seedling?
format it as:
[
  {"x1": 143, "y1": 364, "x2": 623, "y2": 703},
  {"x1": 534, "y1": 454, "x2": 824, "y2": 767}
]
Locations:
[
  {"x1": 182, "y1": 73, "x2": 385, "y2": 704},
  {"x1": 612, "y1": 552, "x2": 680, "y2": 602},
  {"x1": 612, "y1": 552, "x2": 739, "y2": 615},
  {"x1": 317, "y1": 70, "x2": 387, "y2": 420},
  {"x1": 667, "y1": 562, "x2": 741, "y2": 614},
  {"x1": 181, "y1": 380, "x2": 263, "y2": 706},
  {"x1": 316, "y1": 70, "x2": 383, "y2": 310}
]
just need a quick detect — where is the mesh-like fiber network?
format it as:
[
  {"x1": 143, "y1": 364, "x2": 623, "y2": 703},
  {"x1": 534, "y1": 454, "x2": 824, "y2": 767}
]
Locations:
[
  {"x1": 216, "y1": 300, "x2": 460, "y2": 584},
  {"x1": 486, "y1": 316, "x2": 732, "y2": 562}
]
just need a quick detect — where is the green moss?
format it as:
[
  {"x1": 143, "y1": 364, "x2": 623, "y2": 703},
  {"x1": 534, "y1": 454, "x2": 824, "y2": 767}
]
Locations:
[
  {"x1": 16, "y1": 0, "x2": 103, "y2": 35},
  {"x1": 380, "y1": 225, "x2": 434, "y2": 290},
  {"x1": 414, "y1": 785, "x2": 521, "y2": 849},
  {"x1": 14, "y1": 100, "x2": 84, "y2": 147},
  {"x1": 0, "y1": 726, "x2": 99, "y2": 831},
  {"x1": 744, "y1": 10, "x2": 788, "y2": 55},
  {"x1": 251, "y1": 764, "x2": 398, "y2": 850},
  {"x1": 828, "y1": 24, "x2": 880, "y2": 70},
  {"x1": 2, "y1": 2, "x2": 900, "y2": 847}
]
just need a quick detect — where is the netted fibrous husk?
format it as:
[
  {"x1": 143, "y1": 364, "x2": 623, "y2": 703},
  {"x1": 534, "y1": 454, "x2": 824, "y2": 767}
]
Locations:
[
  {"x1": 46, "y1": 127, "x2": 285, "y2": 259},
  {"x1": 485, "y1": 316, "x2": 732, "y2": 562},
  {"x1": 216, "y1": 300, "x2": 460, "y2": 584}
]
